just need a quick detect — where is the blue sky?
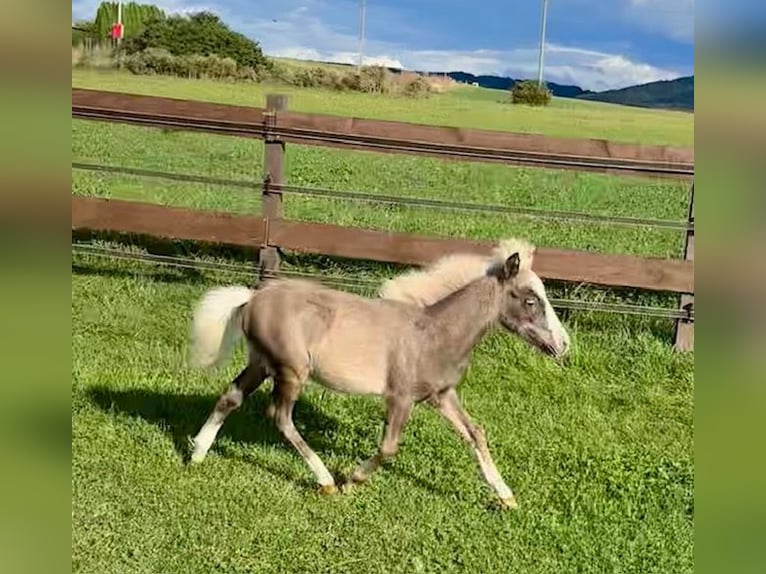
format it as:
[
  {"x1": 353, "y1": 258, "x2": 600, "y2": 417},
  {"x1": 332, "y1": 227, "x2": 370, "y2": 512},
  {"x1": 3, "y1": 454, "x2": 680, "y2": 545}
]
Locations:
[{"x1": 72, "y1": 0, "x2": 695, "y2": 91}]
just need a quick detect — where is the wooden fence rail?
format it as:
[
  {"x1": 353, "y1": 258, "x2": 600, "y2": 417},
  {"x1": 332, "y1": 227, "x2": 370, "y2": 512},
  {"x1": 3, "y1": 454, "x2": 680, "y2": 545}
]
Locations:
[
  {"x1": 71, "y1": 88, "x2": 695, "y2": 348},
  {"x1": 72, "y1": 88, "x2": 694, "y2": 180},
  {"x1": 71, "y1": 196, "x2": 694, "y2": 294}
]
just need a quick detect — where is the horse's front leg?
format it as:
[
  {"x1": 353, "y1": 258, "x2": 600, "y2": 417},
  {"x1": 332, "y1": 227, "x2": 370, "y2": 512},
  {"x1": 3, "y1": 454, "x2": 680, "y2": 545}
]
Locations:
[
  {"x1": 431, "y1": 388, "x2": 518, "y2": 509},
  {"x1": 344, "y1": 394, "x2": 412, "y2": 490}
]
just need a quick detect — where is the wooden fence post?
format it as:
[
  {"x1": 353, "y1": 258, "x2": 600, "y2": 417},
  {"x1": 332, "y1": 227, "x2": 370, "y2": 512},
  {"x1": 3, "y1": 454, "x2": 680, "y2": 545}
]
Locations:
[
  {"x1": 674, "y1": 182, "x2": 694, "y2": 351},
  {"x1": 259, "y1": 94, "x2": 287, "y2": 278}
]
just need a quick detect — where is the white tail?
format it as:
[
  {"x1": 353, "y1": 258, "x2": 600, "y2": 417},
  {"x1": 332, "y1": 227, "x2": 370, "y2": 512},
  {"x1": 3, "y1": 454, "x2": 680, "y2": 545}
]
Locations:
[{"x1": 188, "y1": 285, "x2": 254, "y2": 369}]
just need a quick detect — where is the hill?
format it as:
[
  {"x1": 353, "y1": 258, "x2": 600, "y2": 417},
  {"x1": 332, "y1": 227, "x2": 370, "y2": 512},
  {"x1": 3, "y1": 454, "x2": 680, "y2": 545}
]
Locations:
[
  {"x1": 422, "y1": 70, "x2": 693, "y2": 111},
  {"x1": 437, "y1": 71, "x2": 592, "y2": 99},
  {"x1": 576, "y1": 76, "x2": 694, "y2": 110},
  {"x1": 308, "y1": 62, "x2": 693, "y2": 111}
]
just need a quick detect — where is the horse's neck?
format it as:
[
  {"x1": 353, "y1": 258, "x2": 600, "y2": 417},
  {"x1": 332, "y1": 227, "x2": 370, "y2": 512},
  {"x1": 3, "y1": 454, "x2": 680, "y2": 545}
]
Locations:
[{"x1": 426, "y1": 276, "x2": 500, "y2": 358}]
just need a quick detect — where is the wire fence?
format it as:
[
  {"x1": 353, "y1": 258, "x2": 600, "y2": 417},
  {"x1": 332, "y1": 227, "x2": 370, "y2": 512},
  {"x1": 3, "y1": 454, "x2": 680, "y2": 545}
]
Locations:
[
  {"x1": 72, "y1": 242, "x2": 693, "y2": 321},
  {"x1": 72, "y1": 161, "x2": 693, "y2": 231}
]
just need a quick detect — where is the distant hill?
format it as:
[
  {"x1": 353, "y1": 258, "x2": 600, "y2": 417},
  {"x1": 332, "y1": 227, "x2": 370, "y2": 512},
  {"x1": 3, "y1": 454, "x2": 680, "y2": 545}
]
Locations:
[
  {"x1": 576, "y1": 76, "x2": 694, "y2": 110},
  {"x1": 431, "y1": 71, "x2": 693, "y2": 111},
  {"x1": 279, "y1": 57, "x2": 693, "y2": 111},
  {"x1": 436, "y1": 71, "x2": 592, "y2": 99}
]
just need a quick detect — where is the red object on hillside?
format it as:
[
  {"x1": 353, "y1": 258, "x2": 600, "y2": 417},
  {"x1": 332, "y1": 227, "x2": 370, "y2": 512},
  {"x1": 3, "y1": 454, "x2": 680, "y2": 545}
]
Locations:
[{"x1": 110, "y1": 23, "x2": 124, "y2": 40}]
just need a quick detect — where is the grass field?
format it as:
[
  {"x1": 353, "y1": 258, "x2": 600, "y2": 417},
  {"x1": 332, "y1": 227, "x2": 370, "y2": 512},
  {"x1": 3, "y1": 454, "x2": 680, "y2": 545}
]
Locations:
[
  {"x1": 72, "y1": 68, "x2": 693, "y2": 147},
  {"x1": 72, "y1": 69, "x2": 694, "y2": 573}
]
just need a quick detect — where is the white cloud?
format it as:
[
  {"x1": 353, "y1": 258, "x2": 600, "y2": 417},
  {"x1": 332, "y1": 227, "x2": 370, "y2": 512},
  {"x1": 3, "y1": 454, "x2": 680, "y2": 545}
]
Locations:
[
  {"x1": 235, "y1": 7, "x2": 682, "y2": 90},
  {"x1": 71, "y1": 0, "x2": 686, "y2": 91},
  {"x1": 625, "y1": 0, "x2": 695, "y2": 43},
  {"x1": 272, "y1": 46, "x2": 403, "y2": 69}
]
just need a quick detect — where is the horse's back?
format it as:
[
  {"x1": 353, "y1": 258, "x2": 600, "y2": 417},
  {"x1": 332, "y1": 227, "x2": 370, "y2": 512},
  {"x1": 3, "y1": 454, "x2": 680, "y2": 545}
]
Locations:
[{"x1": 245, "y1": 278, "x2": 417, "y2": 395}]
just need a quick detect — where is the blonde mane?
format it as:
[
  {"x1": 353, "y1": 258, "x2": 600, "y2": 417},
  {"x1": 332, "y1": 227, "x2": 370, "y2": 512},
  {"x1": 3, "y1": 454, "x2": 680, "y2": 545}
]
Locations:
[{"x1": 379, "y1": 238, "x2": 536, "y2": 307}]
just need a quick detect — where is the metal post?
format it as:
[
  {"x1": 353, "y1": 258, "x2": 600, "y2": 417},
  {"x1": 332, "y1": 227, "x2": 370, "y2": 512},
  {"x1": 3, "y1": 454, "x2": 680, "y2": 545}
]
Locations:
[
  {"x1": 537, "y1": 0, "x2": 549, "y2": 87},
  {"x1": 358, "y1": 0, "x2": 367, "y2": 71}
]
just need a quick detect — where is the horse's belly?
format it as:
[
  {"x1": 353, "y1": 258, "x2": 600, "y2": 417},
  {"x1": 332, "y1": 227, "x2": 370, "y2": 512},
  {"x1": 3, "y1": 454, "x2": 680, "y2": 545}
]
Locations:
[
  {"x1": 312, "y1": 359, "x2": 387, "y2": 395},
  {"x1": 311, "y1": 345, "x2": 388, "y2": 395}
]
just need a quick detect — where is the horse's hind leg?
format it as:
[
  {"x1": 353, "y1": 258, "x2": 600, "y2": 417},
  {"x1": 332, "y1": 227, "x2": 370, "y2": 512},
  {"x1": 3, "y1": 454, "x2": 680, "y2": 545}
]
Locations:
[
  {"x1": 190, "y1": 361, "x2": 267, "y2": 463},
  {"x1": 344, "y1": 394, "x2": 413, "y2": 490},
  {"x1": 272, "y1": 367, "x2": 337, "y2": 493}
]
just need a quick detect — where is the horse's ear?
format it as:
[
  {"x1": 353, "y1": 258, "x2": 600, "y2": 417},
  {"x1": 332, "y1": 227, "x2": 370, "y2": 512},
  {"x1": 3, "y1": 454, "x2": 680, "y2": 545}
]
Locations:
[{"x1": 500, "y1": 253, "x2": 520, "y2": 282}]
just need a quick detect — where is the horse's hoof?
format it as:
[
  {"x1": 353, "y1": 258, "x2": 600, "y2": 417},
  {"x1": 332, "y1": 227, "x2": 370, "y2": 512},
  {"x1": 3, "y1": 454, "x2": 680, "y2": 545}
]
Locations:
[
  {"x1": 190, "y1": 450, "x2": 206, "y2": 464},
  {"x1": 187, "y1": 437, "x2": 205, "y2": 463},
  {"x1": 498, "y1": 495, "x2": 519, "y2": 510},
  {"x1": 317, "y1": 484, "x2": 339, "y2": 496},
  {"x1": 340, "y1": 482, "x2": 355, "y2": 494}
]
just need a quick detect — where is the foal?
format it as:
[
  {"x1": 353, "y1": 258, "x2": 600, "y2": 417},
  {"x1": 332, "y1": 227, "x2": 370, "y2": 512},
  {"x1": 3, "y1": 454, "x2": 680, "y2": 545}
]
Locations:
[{"x1": 187, "y1": 238, "x2": 570, "y2": 509}]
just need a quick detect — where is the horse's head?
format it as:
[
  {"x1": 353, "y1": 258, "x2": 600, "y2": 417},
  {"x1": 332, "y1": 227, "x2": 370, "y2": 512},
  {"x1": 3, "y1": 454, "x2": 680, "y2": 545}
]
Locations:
[{"x1": 493, "y1": 252, "x2": 571, "y2": 359}]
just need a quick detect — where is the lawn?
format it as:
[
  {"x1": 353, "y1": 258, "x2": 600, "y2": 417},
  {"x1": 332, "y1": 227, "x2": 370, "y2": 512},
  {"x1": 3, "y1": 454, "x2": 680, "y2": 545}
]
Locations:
[
  {"x1": 72, "y1": 69, "x2": 694, "y2": 574},
  {"x1": 72, "y1": 68, "x2": 694, "y2": 148}
]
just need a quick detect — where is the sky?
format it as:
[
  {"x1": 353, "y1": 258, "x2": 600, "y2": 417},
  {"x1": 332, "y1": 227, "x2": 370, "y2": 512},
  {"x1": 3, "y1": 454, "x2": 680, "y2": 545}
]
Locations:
[{"x1": 71, "y1": 0, "x2": 696, "y2": 92}]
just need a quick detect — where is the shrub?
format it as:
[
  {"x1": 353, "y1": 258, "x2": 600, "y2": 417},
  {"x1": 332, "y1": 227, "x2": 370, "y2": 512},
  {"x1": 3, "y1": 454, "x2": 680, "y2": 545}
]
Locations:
[
  {"x1": 73, "y1": 43, "x2": 117, "y2": 69},
  {"x1": 124, "y1": 48, "x2": 245, "y2": 81},
  {"x1": 267, "y1": 62, "x2": 297, "y2": 84},
  {"x1": 402, "y1": 75, "x2": 432, "y2": 98},
  {"x1": 357, "y1": 66, "x2": 391, "y2": 93},
  {"x1": 275, "y1": 65, "x2": 433, "y2": 98},
  {"x1": 124, "y1": 47, "x2": 175, "y2": 75},
  {"x1": 510, "y1": 80, "x2": 552, "y2": 106}
]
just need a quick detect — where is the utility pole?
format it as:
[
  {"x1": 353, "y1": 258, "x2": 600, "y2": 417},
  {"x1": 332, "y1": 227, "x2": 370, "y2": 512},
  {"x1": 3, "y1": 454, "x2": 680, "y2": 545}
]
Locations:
[
  {"x1": 536, "y1": 0, "x2": 549, "y2": 87},
  {"x1": 358, "y1": 0, "x2": 367, "y2": 71}
]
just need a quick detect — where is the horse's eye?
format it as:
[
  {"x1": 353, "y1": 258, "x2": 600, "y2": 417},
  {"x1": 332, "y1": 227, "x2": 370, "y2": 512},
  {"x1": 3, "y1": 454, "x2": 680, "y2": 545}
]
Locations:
[{"x1": 525, "y1": 298, "x2": 536, "y2": 307}]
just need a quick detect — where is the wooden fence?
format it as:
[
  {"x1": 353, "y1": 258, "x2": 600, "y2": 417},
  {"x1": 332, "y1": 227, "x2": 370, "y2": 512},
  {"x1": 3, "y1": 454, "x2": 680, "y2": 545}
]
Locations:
[{"x1": 71, "y1": 88, "x2": 695, "y2": 349}]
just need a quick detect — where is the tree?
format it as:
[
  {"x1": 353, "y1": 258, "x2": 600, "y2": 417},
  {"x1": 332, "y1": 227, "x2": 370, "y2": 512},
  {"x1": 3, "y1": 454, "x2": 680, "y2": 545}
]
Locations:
[
  {"x1": 124, "y1": 11, "x2": 272, "y2": 73},
  {"x1": 93, "y1": 2, "x2": 165, "y2": 40}
]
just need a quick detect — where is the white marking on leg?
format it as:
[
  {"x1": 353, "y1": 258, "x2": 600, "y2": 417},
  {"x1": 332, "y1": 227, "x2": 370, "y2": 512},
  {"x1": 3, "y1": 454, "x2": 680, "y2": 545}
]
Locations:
[
  {"x1": 191, "y1": 414, "x2": 223, "y2": 462},
  {"x1": 279, "y1": 420, "x2": 335, "y2": 487},
  {"x1": 306, "y1": 452, "x2": 335, "y2": 486},
  {"x1": 191, "y1": 387, "x2": 242, "y2": 462},
  {"x1": 475, "y1": 448, "x2": 514, "y2": 500}
]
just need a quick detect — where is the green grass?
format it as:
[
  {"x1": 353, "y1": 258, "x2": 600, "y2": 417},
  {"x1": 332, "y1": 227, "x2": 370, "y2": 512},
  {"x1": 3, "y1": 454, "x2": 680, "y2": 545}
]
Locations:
[
  {"x1": 72, "y1": 69, "x2": 694, "y2": 574},
  {"x1": 72, "y1": 255, "x2": 693, "y2": 574},
  {"x1": 72, "y1": 68, "x2": 694, "y2": 147}
]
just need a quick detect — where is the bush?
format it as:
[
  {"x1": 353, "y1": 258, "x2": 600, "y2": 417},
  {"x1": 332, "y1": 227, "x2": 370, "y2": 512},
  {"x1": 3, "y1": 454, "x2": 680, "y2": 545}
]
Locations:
[
  {"x1": 124, "y1": 48, "x2": 246, "y2": 81},
  {"x1": 357, "y1": 66, "x2": 391, "y2": 93},
  {"x1": 73, "y1": 43, "x2": 117, "y2": 69},
  {"x1": 292, "y1": 67, "x2": 342, "y2": 89},
  {"x1": 124, "y1": 11, "x2": 273, "y2": 76},
  {"x1": 510, "y1": 80, "x2": 552, "y2": 106},
  {"x1": 275, "y1": 64, "x2": 431, "y2": 98},
  {"x1": 402, "y1": 75, "x2": 432, "y2": 98}
]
